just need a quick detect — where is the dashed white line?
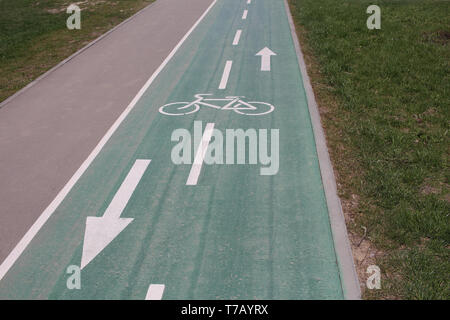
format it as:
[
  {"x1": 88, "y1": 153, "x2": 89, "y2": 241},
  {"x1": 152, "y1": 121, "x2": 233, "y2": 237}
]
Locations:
[
  {"x1": 242, "y1": 9, "x2": 248, "y2": 20},
  {"x1": 232, "y1": 29, "x2": 242, "y2": 45},
  {"x1": 218, "y1": 60, "x2": 233, "y2": 90},
  {"x1": 186, "y1": 123, "x2": 215, "y2": 185},
  {"x1": 146, "y1": 284, "x2": 165, "y2": 300}
]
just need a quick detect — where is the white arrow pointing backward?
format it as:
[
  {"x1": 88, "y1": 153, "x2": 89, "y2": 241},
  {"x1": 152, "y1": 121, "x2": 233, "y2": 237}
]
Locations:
[
  {"x1": 80, "y1": 159, "x2": 151, "y2": 269},
  {"x1": 256, "y1": 47, "x2": 277, "y2": 71}
]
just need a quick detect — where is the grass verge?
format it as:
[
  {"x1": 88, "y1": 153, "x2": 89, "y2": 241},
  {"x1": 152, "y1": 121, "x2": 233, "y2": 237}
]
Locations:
[
  {"x1": 288, "y1": 0, "x2": 449, "y2": 299},
  {"x1": 0, "y1": 0, "x2": 154, "y2": 103}
]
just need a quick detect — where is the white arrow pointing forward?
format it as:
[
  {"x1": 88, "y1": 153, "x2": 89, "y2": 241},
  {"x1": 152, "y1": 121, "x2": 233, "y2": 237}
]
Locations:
[
  {"x1": 256, "y1": 47, "x2": 277, "y2": 71},
  {"x1": 80, "y1": 159, "x2": 151, "y2": 269}
]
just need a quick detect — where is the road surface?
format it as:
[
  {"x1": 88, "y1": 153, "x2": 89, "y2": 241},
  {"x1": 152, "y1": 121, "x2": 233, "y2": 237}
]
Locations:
[
  {"x1": 0, "y1": 0, "x2": 214, "y2": 264},
  {"x1": 0, "y1": 0, "x2": 358, "y2": 299}
]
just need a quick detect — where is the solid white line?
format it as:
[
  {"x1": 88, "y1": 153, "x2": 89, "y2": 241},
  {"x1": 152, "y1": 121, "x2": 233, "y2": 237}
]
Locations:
[
  {"x1": 242, "y1": 9, "x2": 248, "y2": 19},
  {"x1": 145, "y1": 284, "x2": 165, "y2": 300},
  {"x1": 218, "y1": 61, "x2": 233, "y2": 90},
  {"x1": 186, "y1": 123, "x2": 215, "y2": 185},
  {"x1": 232, "y1": 30, "x2": 242, "y2": 45},
  {"x1": 104, "y1": 159, "x2": 150, "y2": 220},
  {"x1": 0, "y1": 0, "x2": 218, "y2": 282}
]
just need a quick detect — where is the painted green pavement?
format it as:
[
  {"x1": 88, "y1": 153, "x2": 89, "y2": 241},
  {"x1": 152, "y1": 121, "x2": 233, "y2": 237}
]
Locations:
[{"x1": 0, "y1": 0, "x2": 344, "y2": 299}]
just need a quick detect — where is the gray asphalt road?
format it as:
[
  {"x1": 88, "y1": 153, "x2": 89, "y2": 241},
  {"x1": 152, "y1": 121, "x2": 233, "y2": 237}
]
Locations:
[{"x1": 0, "y1": 0, "x2": 214, "y2": 263}]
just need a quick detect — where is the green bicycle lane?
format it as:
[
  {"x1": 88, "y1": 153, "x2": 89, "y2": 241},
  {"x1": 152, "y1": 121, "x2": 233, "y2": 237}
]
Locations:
[{"x1": 0, "y1": 0, "x2": 345, "y2": 299}]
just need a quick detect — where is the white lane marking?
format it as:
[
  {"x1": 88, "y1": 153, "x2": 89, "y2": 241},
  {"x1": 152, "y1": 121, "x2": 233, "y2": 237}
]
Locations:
[
  {"x1": 146, "y1": 284, "x2": 165, "y2": 300},
  {"x1": 103, "y1": 159, "x2": 150, "y2": 220},
  {"x1": 242, "y1": 9, "x2": 248, "y2": 19},
  {"x1": 0, "y1": 0, "x2": 219, "y2": 282},
  {"x1": 232, "y1": 29, "x2": 242, "y2": 45},
  {"x1": 80, "y1": 159, "x2": 150, "y2": 269},
  {"x1": 218, "y1": 60, "x2": 233, "y2": 90},
  {"x1": 256, "y1": 47, "x2": 277, "y2": 71},
  {"x1": 186, "y1": 123, "x2": 215, "y2": 185}
]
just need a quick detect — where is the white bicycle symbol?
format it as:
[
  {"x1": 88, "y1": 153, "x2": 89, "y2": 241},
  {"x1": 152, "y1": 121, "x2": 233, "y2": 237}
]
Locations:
[{"x1": 158, "y1": 93, "x2": 275, "y2": 116}]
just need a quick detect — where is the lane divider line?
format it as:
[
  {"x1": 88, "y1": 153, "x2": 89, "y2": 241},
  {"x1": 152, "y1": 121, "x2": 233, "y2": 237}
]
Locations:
[
  {"x1": 146, "y1": 284, "x2": 165, "y2": 300},
  {"x1": 232, "y1": 29, "x2": 242, "y2": 46},
  {"x1": 242, "y1": 9, "x2": 248, "y2": 20},
  {"x1": 186, "y1": 123, "x2": 215, "y2": 186},
  {"x1": 218, "y1": 60, "x2": 233, "y2": 90},
  {"x1": 0, "y1": 0, "x2": 219, "y2": 282}
]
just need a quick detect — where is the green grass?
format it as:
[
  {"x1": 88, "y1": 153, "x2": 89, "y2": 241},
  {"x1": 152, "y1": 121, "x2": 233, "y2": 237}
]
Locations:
[
  {"x1": 0, "y1": 0, "x2": 154, "y2": 103},
  {"x1": 288, "y1": 0, "x2": 449, "y2": 299}
]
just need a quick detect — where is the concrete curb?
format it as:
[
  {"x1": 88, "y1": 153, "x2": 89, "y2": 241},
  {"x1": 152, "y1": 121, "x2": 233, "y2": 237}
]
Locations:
[
  {"x1": 0, "y1": 1, "x2": 156, "y2": 109},
  {"x1": 283, "y1": 0, "x2": 362, "y2": 300}
]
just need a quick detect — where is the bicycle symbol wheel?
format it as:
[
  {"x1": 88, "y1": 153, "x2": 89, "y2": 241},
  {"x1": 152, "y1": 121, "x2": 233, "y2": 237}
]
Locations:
[
  {"x1": 159, "y1": 102, "x2": 200, "y2": 116},
  {"x1": 233, "y1": 102, "x2": 274, "y2": 115}
]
